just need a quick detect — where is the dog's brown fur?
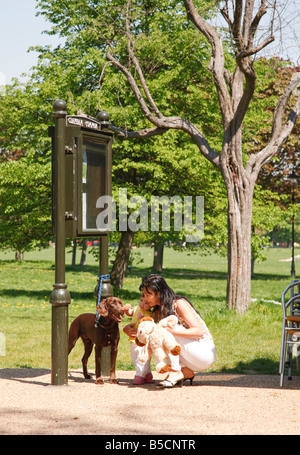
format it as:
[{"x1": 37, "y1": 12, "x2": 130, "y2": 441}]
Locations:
[{"x1": 68, "y1": 297, "x2": 124, "y2": 384}]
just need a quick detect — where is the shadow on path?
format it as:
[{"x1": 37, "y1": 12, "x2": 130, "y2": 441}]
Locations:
[{"x1": 1, "y1": 368, "x2": 299, "y2": 390}]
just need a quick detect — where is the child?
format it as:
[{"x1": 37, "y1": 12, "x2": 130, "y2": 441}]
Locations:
[{"x1": 124, "y1": 297, "x2": 155, "y2": 385}]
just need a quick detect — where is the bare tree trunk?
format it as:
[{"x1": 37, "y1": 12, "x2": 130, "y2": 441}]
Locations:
[
  {"x1": 110, "y1": 230, "x2": 134, "y2": 289},
  {"x1": 251, "y1": 226, "x2": 255, "y2": 277},
  {"x1": 80, "y1": 239, "x2": 87, "y2": 266},
  {"x1": 15, "y1": 251, "x2": 24, "y2": 261},
  {"x1": 71, "y1": 242, "x2": 76, "y2": 268},
  {"x1": 153, "y1": 244, "x2": 164, "y2": 273},
  {"x1": 251, "y1": 253, "x2": 255, "y2": 278},
  {"x1": 226, "y1": 182, "x2": 254, "y2": 313}
]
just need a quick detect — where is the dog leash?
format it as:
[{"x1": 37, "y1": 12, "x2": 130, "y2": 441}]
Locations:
[{"x1": 95, "y1": 274, "x2": 110, "y2": 327}]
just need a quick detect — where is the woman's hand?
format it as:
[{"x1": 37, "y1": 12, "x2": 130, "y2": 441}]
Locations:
[
  {"x1": 164, "y1": 324, "x2": 193, "y2": 339},
  {"x1": 165, "y1": 323, "x2": 201, "y2": 339},
  {"x1": 166, "y1": 298, "x2": 204, "y2": 339},
  {"x1": 164, "y1": 325, "x2": 179, "y2": 336},
  {"x1": 123, "y1": 323, "x2": 137, "y2": 338}
]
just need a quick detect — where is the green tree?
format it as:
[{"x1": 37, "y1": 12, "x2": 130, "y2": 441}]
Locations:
[
  {"x1": 0, "y1": 74, "x2": 59, "y2": 257},
  {"x1": 35, "y1": 0, "x2": 300, "y2": 312},
  {"x1": 26, "y1": 0, "x2": 226, "y2": 287},
  {"x1": 246, "y1": 62, "x2": 300, "y2": 256},
  {"x1": 0, "y1": 153, "x2": 52, "y2": 257},
  {"x1": 1, "y1": 1, "x2": 295, "y2": 300}
]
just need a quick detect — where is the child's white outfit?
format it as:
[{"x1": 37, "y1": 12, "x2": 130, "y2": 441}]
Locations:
[
  {"x1": 128, "y1": 305, "x2": 153, "y2": 381},
  {"x1": 130, "y1": 343, "x2": 152, "y2": 377}
]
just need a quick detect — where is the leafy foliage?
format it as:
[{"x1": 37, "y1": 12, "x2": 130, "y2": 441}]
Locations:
[
  {"x1": 0, "y1": 0, "x2": 297, "y2": 273},
  {"x1": 0, "y1": 153, "x2": 52, "y2": 254}
]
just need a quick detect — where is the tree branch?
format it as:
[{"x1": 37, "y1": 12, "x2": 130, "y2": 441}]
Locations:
[
  {"x1": 247, "y1": 74, "x2": 300, "y2": 173},
  {"x1": 237, "y1": 36, "x2": 275, "y2": 59},
  {"x1": 106, "y1": 51, "x2": 156, "y2": 124},
  {"x1": 249, "y1": 0, "x2": 267, "y2": 42},
  {"x1": 184, "y1": 0, "x2": 232, "y2": 125},
  {"x1": 271, "y1": 73, "x2": 300, "y2": 142},
  {"x1": 125, "y1": 1, "x2": 163, "y2": 119},
  {"x1": 109, "y1": 125, "x2": 168, "y2": 138},
  {"x1": 111, "y1": 122, "x2": 221, "y2": 168},
  {"x1": 220, "y1": 3, "x2": 233, "y2": 29},
  {"x1": 233, "y1": 0, "x2": 244, "y2": 51},
  {"x1": 106, "y1": 48, "x2": 220, "y2": 168}
]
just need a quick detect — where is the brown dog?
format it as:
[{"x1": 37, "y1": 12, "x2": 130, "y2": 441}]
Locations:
[{"x1": 68, "y1": 297, "x2": 125, "y2": 384}]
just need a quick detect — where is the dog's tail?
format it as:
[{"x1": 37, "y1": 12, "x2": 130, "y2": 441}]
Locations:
[{"x1": 68, "y1": 318, "x2": 80, "y2": 354}]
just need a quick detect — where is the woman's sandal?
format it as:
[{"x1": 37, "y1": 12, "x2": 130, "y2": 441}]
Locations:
[
  {"x1": 183, "y1": 375, "x2": 195, "y2": 385},
  {"x1": 157, "y1": 378, "x2": 183, "y2": 388}
]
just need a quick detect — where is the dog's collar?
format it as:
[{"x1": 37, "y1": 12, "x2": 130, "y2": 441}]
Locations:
[
  {"x1": 95, "y1": 314, "x2": 116, "y2": 329},
  {"x1": 95, "y1": 314, "x2": 104, "y2": 328},
  {"x1": 94, "y1": 310, "x2": 105, "y2": 328}
]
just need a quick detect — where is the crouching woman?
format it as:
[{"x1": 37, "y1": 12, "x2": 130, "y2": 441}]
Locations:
[{"x1": 124, "y1": 274, "x2": 216, "y2": 387}]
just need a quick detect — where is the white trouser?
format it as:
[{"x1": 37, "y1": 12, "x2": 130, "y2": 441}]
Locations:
[
  {"x1": 130, "y1": 342, "x2": 152, "y2": 377},
  {"x1": 170, "y1": 325, "x2": 216, "y2": 372}
]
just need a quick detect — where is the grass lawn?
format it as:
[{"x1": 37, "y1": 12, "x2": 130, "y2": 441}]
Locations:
[{"x1": 0, "y1": 245, "x2": 299, "y2": 376}]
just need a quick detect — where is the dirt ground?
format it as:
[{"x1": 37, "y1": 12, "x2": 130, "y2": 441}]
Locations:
[{"x1": 0, "y1": 368, "x2": 299, "y2": 436}]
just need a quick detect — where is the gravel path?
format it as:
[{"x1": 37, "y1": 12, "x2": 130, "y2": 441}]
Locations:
[{"x1": 0, "y1": 368, "x2": 299, "y2": 435}]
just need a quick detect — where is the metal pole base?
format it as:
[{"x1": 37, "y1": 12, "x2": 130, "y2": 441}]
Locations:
[{"x1": 50, "y1": 283, "x2": 71, "y2": 385}]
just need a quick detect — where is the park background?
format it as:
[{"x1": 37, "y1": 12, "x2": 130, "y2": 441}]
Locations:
[
  {"x1": 0, "y1": 1, "x2": 300, "y2": 379},
  {"x1": 0, "y1": 244, "x2": 299, "y2": 376}
]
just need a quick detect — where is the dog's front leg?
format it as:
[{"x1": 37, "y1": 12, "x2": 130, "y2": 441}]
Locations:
[
  {"x1": 109, "y1": 345, "x2": 119, "y2": 384},
  {"x1": 95, "y1": 346, "x2": 104, "y2": 384}
]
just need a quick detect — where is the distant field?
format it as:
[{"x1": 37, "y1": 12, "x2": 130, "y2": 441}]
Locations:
[{"x1": 0, "y1": 245, "x2": 299, "y2": 376}]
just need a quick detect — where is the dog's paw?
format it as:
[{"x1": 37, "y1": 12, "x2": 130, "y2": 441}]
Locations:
[
  {"x1": 170, "y1": 345, "x2": 181, "y2": 356},
  {"x1": 110, "y1": 378, "x2": 119, "y2": 384},
  {"x1": 95, "y1": 377, "x2": 104, "y2": 385},
  {"x1": 84, "y1": 374, "x2": 91, "y2": 379},
  {"x1": 157, "y1": 363, "x2": 171, "y2": 374}
]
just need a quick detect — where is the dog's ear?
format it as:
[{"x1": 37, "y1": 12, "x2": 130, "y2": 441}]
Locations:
[
  {"x1": 96, "y1": 299, "x2": 109, "y2": 317},
  {"x1": 116, "y1": 298, "x2": 124, "y2": 308},
  {"x1": 135, "y1": 337, "x2": 145, "y2": 347},
  {"x1": 104, "y1": 296, "x2": 122, "y2": 306},
  {"x1": 140, "y1": 317, "x2": 154, "y2": 323}
]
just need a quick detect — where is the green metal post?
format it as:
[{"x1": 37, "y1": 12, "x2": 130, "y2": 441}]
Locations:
[
  {"x1": 50, "y1": 100, "x2": 71, "y2": 386},
  {"x1": 95, "y1": 235, "x2": 113, "y2": 377},
  {"x1": 100, "y1": 235, "x2": 109, "y2": 276},
  {"x1": 94, "y1": 235, "x2": 113, "y2": 302}
]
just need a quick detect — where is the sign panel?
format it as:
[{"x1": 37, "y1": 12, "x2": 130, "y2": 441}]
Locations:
[
  {"x1": 66, "y1": 115, "x2": 101, "y2": 131},
  {"x1": 50, "y1": 114, "x2": 113, "y2": 238},
  {"x1": 77, "y1": 134, "x2": 111, "y2": 235}
]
